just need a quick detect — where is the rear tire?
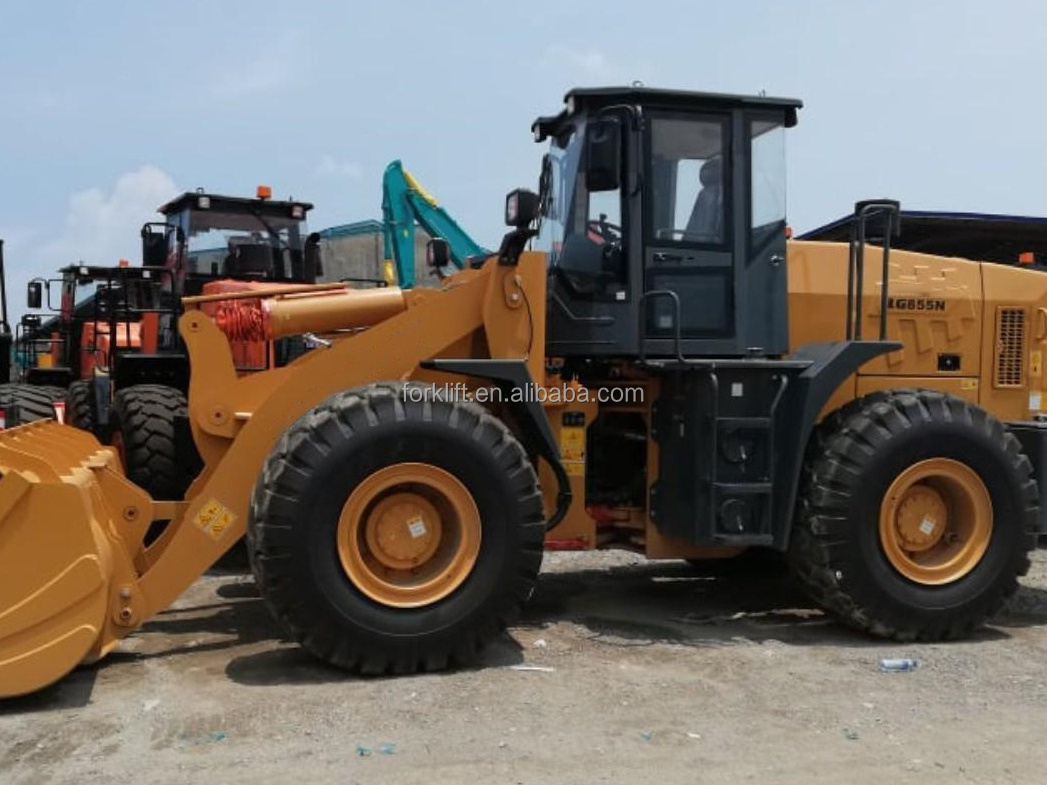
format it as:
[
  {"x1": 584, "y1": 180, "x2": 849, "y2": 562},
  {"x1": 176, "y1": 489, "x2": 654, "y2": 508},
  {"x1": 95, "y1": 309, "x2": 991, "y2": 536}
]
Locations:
[
  {"x1": 65, "y1": 380, "x2": 100, "y2": 439},
  {"x1": 0, "y1": 383, "x2": 66, "y2": 425},
  {"x1": 790, "y1": 390, "x2": 1037, "y2": 641},
  {"x1": 249, "y1": 382, "x2": 545, "y2": 674}
]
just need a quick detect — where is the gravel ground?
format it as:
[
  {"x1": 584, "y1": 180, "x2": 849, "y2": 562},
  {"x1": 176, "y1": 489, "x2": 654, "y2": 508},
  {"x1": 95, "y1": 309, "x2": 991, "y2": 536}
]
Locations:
[{"x1": 3, "y1": 550, "x2": 1047, "y2": 784}]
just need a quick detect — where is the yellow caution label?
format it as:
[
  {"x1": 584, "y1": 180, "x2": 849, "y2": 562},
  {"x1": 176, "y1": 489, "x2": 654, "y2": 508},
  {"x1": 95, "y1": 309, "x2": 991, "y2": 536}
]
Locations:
[
  {"x1": 193, "y1": 498, "x2": 237, "y2": 540},
  {"x1": 564, "y1": 461, "x2": 585, "y2": 477},
  {"x1": 559, "y1": 427, "x2": 586, "y2": 462},
  {"x1": 960, "y1": 378, "x2": 978, "y2": 390},
  {"x1": 1032, "y1": 350, "x2": 1043, "y2": 378}
]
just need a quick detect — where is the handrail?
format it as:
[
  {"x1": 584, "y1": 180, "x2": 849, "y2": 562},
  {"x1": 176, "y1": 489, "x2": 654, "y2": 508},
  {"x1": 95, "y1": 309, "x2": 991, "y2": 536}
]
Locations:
[
  {"x1": 845, "y1": 199, "x2": 901, "y2": 341},
  {"x1": 638, "y1": 289, "x2": 687, "y2": 364}
]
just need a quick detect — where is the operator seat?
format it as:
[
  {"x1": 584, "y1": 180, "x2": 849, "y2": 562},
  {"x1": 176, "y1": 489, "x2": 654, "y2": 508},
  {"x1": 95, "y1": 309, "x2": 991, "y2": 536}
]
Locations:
[
  {"x1": 685, "y1": 158, "x2": 723, "y2": 242},
  {"x1": 225, "y1": 243, "x2": 275, "y2": 278}
]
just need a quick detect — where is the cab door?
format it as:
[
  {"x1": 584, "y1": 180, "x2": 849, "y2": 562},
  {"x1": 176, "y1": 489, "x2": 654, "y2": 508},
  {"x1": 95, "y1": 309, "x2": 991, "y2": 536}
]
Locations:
[
  {"x1": 641, "y1": 111, "x2": 737, "y2": 357},
  {"x1": 545, "y1": 118, "x2": 638, "y2": 357}
]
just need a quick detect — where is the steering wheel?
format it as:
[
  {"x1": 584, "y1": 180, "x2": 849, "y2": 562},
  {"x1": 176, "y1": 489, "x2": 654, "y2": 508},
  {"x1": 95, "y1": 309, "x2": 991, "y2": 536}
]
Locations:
[{"x1": 587, "y1": 217, "x2": 622, "y2": 244}]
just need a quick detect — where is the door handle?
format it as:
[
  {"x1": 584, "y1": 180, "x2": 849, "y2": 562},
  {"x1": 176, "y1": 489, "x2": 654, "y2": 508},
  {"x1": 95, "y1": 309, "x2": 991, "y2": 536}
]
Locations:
[{"x1": 652, "y1": 252, "x2": 683, "y2": 263}]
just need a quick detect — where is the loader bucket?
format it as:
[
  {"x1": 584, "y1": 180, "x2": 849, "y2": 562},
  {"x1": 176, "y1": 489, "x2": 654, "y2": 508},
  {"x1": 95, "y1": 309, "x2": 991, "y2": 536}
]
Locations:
[{"x1": 0, "y1": 421, "x2": 128, "y2": 697}]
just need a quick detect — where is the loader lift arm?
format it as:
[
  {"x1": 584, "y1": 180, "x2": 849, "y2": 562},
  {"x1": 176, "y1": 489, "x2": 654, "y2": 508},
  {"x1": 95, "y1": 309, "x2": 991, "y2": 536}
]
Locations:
[{"x1": 381, "y1": 160, "x2": 488, "y2": 287}]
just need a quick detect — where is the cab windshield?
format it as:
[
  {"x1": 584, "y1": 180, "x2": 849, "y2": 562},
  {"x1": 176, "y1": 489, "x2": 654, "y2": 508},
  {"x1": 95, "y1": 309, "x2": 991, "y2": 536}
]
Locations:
[
  {"x1": 535, "y1": 119, "x2": 627, "y2": 299},
  {"x1": 182, "y1": 210, "x2": 307, "y2": 280},
  {"x1": 534, "y1": 121, "x2": 584, "y2": 267}
]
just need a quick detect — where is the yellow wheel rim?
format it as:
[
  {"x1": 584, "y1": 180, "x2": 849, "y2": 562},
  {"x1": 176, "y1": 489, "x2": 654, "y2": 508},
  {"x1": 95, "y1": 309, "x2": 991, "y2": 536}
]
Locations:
[
  {"x1": 337, "y1": 463, "x2": 481, "y2": 608},
  {"x1": 878, "y1": 458, "x2": 993, "y2": 585}
]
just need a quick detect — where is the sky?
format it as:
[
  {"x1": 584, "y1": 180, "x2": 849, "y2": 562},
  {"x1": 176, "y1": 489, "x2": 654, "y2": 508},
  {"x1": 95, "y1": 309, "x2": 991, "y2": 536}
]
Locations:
[{"x1": 1, "y1": 0, "x2": 1045, "y2": 321}]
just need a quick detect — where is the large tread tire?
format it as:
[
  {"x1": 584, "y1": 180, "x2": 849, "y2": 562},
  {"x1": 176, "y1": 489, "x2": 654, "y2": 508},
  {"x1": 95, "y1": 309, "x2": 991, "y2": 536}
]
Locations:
[
  {"x1": 109, "y1": 384, "x2": 201, "y2": 500},
  {"x1": 0, "y1": 383, "x2": 66, "y2": 425},
  {"x1": 249, "y1": 382, "x2": 545, "y2": 674},
  {"x1": 65, "y1": 379, "x2": 100, "y2": 439},
  {"x1": 790, "y1": 389, "x2": 1037, "y2": 641}
]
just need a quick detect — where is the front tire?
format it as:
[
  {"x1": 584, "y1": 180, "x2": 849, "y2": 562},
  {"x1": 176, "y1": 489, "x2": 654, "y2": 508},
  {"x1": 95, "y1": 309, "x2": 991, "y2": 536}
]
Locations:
[
  {"x1": 249, "y1": 382, "x2": 545, "y2": 674},
  {"x1": 790, "y1": 390, "x2": 1037, "y2": 641}
]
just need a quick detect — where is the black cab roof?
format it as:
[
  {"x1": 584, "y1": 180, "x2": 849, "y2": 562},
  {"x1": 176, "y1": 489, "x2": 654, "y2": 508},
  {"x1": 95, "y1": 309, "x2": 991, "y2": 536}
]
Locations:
[
  {"x1": 158, "y1": 191, "x2": 314, "y2": 216},
  {"x1": 534, "y1": 86, "x2": 802, "y2": 141}
]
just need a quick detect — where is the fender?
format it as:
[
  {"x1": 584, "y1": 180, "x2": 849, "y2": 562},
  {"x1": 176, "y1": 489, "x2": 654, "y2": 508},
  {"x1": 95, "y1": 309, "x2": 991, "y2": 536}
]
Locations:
[
  {"x1": 772, "y1": 340, "x2": 900, "y2": 549},
  {"x1": 422, "y1": 358, "x2": 571, "y2": 531}
]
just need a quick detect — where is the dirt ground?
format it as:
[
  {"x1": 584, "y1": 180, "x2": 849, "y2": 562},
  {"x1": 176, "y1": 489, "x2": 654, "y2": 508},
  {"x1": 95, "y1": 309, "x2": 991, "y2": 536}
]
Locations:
[{"x1": 3, "y1": 550, "x2": 1047, "y2": 785}]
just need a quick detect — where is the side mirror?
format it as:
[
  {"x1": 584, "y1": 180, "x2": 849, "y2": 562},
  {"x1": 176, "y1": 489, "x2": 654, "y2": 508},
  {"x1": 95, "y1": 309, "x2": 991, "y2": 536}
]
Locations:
[
  {"x1": 305, "y1": 232, "x2": 322, "y2": 281},
  {"x1": 585, "y1": 118, "x2": 621, "y2": 192},
  {"x1": 27, "y1": 281, "x2": 42, "y2": 310},
  {"x1": 141, "y1": 226, "x2": 168, "y2": 267},
  {"x1": 426, "y1": 238, "x2": 450, "y2": 270},
  {"x1": 505, "y1": 189, "x2": 540, "y2": 228}
]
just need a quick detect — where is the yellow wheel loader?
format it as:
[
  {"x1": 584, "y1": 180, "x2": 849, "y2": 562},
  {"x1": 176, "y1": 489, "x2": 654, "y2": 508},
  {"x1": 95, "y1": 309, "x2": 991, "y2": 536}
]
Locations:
[{"x1": 2, "y1": 86, "x2": 1045, "y2": 698}]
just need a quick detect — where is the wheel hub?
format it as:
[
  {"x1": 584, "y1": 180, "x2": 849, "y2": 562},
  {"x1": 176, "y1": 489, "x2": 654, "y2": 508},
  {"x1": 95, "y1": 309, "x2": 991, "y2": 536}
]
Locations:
[
  {"x1": 894, "y1": 485, "x2": 947, "y2": 551},
  {"x1": 878, "y1": 458, "x2": 993, "y2": 585},
  {"x1": 364, "y1": 493, "x2": 442, "y2": 569},
  {"x1": 336, "y1": 463, "x2": 482, "y2": 608}
]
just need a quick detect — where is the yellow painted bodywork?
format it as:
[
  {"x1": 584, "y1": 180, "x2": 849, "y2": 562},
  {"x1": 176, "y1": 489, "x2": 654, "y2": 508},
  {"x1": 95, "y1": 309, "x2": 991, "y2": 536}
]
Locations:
[
  {"x1": 789, "y1": 240, "x2": 1047, "y2": 421},
  {"x1": 4, "y1": 236, "x2": 1047, "y2": 697}
]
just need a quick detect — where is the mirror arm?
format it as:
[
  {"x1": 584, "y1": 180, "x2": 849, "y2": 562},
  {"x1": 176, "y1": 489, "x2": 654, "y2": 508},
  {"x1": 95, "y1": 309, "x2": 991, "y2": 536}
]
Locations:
[{"x1": 594, "y1": 103, "x2": 642, "y2": 130}]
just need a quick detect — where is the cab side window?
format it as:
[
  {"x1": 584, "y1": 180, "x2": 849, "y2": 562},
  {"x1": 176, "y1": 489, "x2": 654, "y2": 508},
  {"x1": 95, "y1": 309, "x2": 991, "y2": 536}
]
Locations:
[{"x1": 749, "y1": 119, "x2": 786, "y2": 250}]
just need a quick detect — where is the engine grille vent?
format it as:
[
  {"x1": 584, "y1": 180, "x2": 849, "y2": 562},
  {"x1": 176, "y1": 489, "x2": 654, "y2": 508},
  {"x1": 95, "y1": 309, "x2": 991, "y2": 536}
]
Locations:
[{"x1": 994, "y1": 307, "x2": 1027, "y2": 388}]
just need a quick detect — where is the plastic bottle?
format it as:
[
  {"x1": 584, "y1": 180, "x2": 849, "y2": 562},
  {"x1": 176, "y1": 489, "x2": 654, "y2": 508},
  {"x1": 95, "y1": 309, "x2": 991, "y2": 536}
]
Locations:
[{"x1": 878, "y1": 658, "x2": 918, "y2": 673}]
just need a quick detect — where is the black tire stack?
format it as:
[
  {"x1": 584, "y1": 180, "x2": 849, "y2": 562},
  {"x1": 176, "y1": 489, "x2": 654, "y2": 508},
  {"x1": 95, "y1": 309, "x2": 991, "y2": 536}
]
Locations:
[
  {"x1": 0, "y1": 383, "x2": 66, "y2": 426},
  {"x1": 64, "y1": 379, "x2": 100, "y2": 438},
  {"x1": 108, "y1": 384, "x2": 201, "y2": 501}
]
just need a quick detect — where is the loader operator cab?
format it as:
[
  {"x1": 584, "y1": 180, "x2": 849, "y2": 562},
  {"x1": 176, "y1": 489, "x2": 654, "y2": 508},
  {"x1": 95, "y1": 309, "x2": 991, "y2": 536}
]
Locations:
[
  {"x1": 151, "y1": 189, "x2": 319, "y2": 297},
  {"x1": 533, "y1": 87, "x2": 799, "y2": 360}
]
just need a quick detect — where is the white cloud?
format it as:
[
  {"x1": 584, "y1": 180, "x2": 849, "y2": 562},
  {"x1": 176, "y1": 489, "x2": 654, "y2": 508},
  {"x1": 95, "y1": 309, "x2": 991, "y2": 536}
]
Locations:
[
  {"x1": 1, "y1": 166, "x2": 179, "y2": 324},
  {"x1": 315, "y1": 155, "x2": 363, "y2": 180},
  {"x1": 37, "y1": 165, "x2": 179, "y2": 267}
]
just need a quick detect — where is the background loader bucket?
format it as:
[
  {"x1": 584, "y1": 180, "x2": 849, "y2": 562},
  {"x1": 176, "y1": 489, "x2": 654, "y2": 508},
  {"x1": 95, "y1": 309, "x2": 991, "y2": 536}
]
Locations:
[{"x1": 0, "y1": 421, "x2": 123, "y2": 697}]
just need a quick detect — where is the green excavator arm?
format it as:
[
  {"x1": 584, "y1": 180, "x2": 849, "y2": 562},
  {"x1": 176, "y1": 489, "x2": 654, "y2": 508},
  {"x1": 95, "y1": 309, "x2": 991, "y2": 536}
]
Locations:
[{"x1": 381, "y1": 160, "x2": 488, "y2": 287}]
